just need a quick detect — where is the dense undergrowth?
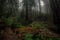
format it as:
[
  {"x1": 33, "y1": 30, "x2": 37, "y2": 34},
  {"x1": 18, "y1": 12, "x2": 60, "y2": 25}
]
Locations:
[
  {"x1": 0, "y1": 16, "x2": 60, "y2": 40},
  {"x1": 0, "y1": 21, "x2": 60, "y2": 40}
]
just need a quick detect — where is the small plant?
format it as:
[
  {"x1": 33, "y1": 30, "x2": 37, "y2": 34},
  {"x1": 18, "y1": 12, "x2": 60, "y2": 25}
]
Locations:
[{"x1": 25, "y1": 33, "x2": 33, "y2": 40}]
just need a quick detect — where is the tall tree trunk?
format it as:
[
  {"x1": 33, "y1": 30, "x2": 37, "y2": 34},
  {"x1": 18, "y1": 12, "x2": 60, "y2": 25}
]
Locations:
[
  {"x1": 50, "y1": 0, "x2": 60, "y2": 33},
  {"x1": 26, "y1": 0, "x2": 28, "y2": 21},
  {"x1": 39, "y1": 0, "x2": 41, "y2": 20}
]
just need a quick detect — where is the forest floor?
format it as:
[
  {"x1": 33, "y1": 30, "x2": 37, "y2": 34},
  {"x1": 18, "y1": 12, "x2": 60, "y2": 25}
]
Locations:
[{"x1": 0, "y1": 21, "x2": 60, "y2": 40}]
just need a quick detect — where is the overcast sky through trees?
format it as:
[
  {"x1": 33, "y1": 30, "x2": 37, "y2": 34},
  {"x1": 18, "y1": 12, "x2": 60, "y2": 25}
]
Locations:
[{"x1": 18, "y1": 0, "x2": 51, "y2": 14}]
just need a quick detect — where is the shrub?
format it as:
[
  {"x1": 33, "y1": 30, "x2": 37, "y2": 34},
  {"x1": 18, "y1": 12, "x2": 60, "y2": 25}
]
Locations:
[
  {"x1": 29, "y1": 23, "x2": 47, "y2": 28},
  {"x1": 25, "y1": 33, "x2": 33, "y2": 40}
]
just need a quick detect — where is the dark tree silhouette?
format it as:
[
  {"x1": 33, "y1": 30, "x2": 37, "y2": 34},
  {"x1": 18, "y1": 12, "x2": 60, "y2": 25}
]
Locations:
[
  {"x1": 22, "y1": 0, "x2": 35, "y2": 25},
  {"x1": 39, "y1": 0, "x2": 41, "y2": 19},
  {"x1": 50, "y1": 0, "x2": 60, "y2": 34},
  {"x1": 0, "y1": 0, "x2": 19, "y2": 30}
]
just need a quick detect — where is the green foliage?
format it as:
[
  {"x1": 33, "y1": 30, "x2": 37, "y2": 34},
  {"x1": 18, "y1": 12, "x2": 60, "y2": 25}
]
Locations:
[
  {"x1": 32, "y1": 33, "x2": 47, "y2": 40},
  {"x1": 1, "y1": 15, "x2": 26, "y2": 28},
  {"x1": 2, "y1": 17, "x2": 13, "y2": 25},
  {"x1": 6, "y1": 17, "x2": 14, "y2": 26},
  {"x1": 25, "y1": 33, "x2": 60, "y2": 40},
  {"x1": 25, "y1": 33, "x2": 33, "y2": 40},
  {"x1": 25, "y1": 33, "x2": 47, "y2": 40},
  {"x1": 16, "y1": 24, "x2": 25, "y2": 28},
  {"x1": 1, "y1": 16, "x2": 21, "y2": 27},
  {"x1": 29, "y1": 23, "x2": 47, "y2": 28}
]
